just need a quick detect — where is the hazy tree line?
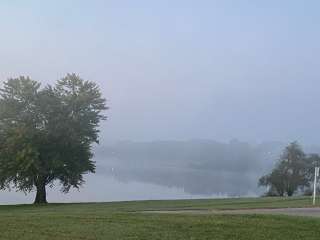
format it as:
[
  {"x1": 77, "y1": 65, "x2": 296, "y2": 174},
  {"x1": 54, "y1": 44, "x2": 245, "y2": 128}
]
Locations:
[
  {"x1": 100, "y1": 140, "x2": 320, "y2": 197},
  {"x1": 259, "y1": 142, "x2": 320, "y2": 197},
  {"x1": 97, "y1": 140, "x2": 283, "y2": 196}
]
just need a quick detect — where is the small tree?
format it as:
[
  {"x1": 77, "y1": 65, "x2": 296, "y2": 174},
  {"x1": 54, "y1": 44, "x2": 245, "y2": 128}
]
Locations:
[
  {"x1": 0, "y1": 74, "x2": 107, "y2": 204},
  {"x1": 259, "y1": 142, "x2": 309, "y2": 197}
]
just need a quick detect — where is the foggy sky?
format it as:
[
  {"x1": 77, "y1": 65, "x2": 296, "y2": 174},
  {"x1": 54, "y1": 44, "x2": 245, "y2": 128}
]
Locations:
[{"x1": 1, "y1": 1, "x2": 320, "y2": 203}]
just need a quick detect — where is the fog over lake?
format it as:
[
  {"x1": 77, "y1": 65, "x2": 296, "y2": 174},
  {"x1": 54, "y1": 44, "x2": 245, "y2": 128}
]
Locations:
[
  {"x1": 3, "y1": 140, "x2": 320, "y2": 204},
  {"x1": 1, "y1": 1, "x2": 320, "y2": 204}
]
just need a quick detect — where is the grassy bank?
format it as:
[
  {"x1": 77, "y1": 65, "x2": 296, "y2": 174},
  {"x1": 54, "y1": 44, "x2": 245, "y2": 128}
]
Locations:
[{"x1": 0, "y1": 197, "x2": 319, "y2": 240}]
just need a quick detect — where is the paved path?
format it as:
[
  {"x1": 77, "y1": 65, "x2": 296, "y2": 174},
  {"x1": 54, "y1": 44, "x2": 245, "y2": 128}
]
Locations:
[{"x1": 144, "y1": 208, "x2": 320, "y2": 218}]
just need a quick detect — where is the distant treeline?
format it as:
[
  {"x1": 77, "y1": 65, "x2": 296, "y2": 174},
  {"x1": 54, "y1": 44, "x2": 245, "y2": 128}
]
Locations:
[
  {"x1": 96, "y1": 140, "x2": 320, "y2": 197},
  {"x1": 95, "y1": 140, "x2": 288, "y2": 196}
]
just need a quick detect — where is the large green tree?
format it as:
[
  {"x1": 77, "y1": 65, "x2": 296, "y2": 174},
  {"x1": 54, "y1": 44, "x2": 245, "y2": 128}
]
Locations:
[
  {"x1": 259, "y1": 142, "x2": 309, "y2": 196},
  {"x1": 0, "y1": 74, "x2": 107, "y2": 204}
]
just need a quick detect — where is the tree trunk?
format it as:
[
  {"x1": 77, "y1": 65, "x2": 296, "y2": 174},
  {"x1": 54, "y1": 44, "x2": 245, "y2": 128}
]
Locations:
[{"x1": 34, "y1": 179, "x2": 47, "y2": 204}]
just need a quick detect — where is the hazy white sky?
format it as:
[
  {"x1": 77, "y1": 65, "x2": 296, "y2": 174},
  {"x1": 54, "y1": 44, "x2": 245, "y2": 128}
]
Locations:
[{"x1": 1, "y1": 0, "x2": 320, "y2": 144}]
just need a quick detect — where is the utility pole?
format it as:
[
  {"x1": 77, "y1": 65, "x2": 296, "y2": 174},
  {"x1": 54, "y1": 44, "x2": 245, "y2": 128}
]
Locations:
[{"x1": 313, "y1": 167, "x2": 319, "y2": 205}]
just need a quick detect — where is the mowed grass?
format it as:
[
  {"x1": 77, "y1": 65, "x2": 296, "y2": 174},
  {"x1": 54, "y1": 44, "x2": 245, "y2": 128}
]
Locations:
[{"x1": 0, "y1": 197, "x2": 320, "y2": 240}]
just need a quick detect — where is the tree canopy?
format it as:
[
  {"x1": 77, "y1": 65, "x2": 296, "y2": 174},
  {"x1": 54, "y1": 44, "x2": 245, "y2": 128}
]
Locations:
[
  {"x1": 259, "y1": 142, "x2": 318, "y2": 196},
  {"x1": 0, "y1": 74, "x2": 107, "y2": 204}
]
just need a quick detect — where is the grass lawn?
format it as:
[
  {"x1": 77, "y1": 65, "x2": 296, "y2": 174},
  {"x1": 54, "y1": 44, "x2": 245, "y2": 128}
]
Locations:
[{"x1": 0, "y1": 197, "x2": 320, "y2": 240}]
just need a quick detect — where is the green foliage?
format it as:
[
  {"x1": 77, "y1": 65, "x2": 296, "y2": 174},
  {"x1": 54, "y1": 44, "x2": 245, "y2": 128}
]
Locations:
[
  {"x1": 0, "y1": 74, "x2": 107, "y2": 202},
  {"x1": 259, "y1": 142, "x2": 314, "y2": 196}
]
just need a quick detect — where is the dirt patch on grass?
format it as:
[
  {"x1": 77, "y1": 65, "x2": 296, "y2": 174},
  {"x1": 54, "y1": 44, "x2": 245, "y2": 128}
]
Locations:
[{"x1": 143, "y1": 208, "x2": 320, "y2": 217}]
